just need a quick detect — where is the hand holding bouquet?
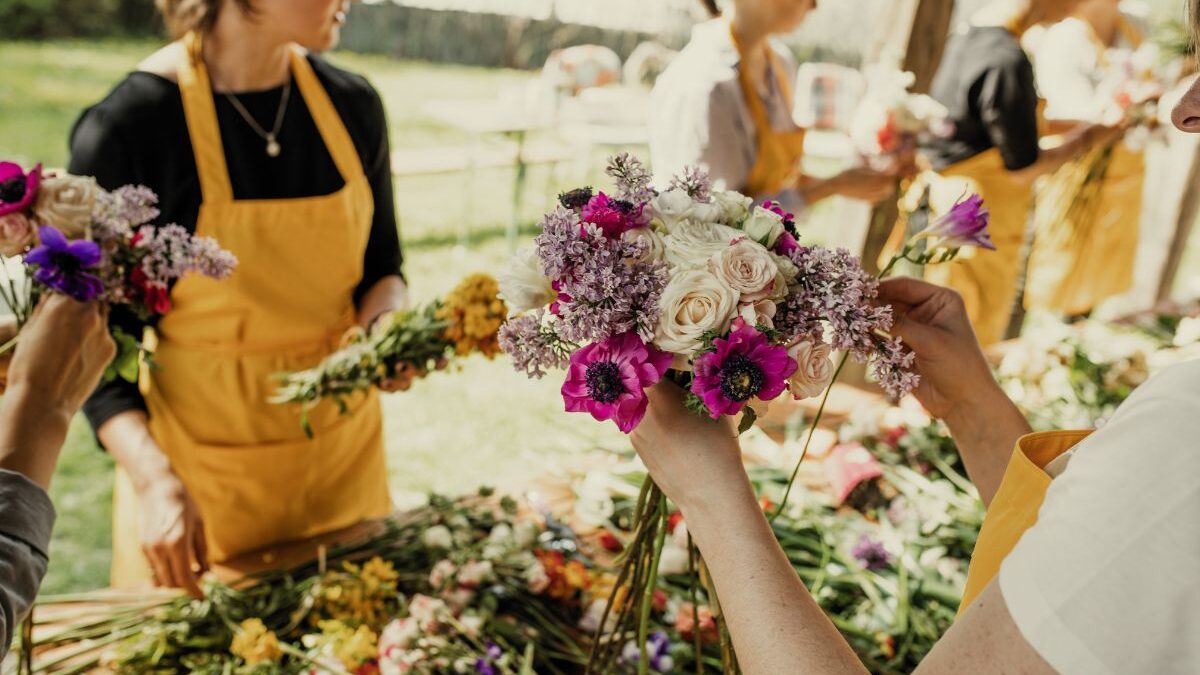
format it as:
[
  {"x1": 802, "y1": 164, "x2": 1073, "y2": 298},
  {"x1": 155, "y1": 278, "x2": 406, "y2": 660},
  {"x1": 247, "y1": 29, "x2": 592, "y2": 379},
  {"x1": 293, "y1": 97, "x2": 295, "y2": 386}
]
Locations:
[
  {"x1": 271, "y1": 274, "x2": 507, "y2": 435},
  {"x1": 848, "y1": 66, "x2": 954, "y2": 173},
  {"x1": 0, "y1": 161, "x2": 237, "y2": 381}
]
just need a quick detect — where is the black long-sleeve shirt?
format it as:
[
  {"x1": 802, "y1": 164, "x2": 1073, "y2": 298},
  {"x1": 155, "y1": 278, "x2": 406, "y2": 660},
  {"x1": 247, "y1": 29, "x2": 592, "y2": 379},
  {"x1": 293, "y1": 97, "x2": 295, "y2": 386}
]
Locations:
[
  {"x1": 0, "y1": 470, "x2": 54, "y2": 662},
  {"x1": 69, "y1": 54, "x2": 403, "y2": 434},
  {"x1": 923, "y1": 26, "x2": 1040, "y2": 172}
]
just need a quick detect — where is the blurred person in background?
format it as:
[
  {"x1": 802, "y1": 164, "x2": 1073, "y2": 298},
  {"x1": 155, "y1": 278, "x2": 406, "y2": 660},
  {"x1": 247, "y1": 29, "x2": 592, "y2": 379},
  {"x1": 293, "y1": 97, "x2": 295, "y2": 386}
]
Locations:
[{"x1": 650, "y1": 0, "x2": 902, "y2": 216}]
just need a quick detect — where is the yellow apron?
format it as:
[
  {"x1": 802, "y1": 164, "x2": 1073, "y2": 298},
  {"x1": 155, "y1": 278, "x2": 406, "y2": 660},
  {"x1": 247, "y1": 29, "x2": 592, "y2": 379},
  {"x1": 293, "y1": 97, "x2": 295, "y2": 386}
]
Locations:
[
  {"x1": 921, "y1": 148, "x2": 1032, "y2": 347},
  {"x1": 730, "y1": 27, "x2": 807, "y2": 198},
  {"x1": 112, "y1": 33, "x2": 392, "y2": 586},
  {"x1": 957, "y1": 430, "x2": 1091, "y2": 612},
  {"x1": 1024, "y1": 20, "x2": 1145, "y2": 315}
]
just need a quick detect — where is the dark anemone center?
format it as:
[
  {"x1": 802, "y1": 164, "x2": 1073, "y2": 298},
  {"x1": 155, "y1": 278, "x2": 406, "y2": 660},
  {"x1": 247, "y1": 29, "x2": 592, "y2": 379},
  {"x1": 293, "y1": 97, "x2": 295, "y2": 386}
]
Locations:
[
  {"x1": 719, "y1": 353, "x2": 764, "y2": 402},
  {"x1": 49, "y1": 252, "x2": 82, "y2": 275},
  {"x1": 585, "y1": 361, "x2": 625, "y2": 403},
  {"x1": 0, "y1": 178, "x2": 26, "y2": 204},
  {"x1": 558, "y1": 187, "x2": 594, "y2": 210},
  {"x1": 613, "y1": 199, "x2": 636, "y2": 214}
]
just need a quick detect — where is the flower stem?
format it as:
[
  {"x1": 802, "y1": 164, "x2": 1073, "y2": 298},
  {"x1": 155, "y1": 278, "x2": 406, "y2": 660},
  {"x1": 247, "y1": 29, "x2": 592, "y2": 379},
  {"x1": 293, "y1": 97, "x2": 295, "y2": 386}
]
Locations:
[
  {"x1": 637, "y1": 492, "x2": 669, "y2": 675},
  {"x1": 687, "y1": 534, "x2": 703, "y2": 675}
]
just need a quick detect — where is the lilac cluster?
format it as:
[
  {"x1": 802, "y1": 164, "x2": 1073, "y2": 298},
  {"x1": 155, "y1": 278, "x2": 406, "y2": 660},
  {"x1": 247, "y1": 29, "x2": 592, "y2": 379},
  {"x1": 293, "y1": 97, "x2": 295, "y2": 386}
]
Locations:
[
  {"x1": 136, "y1": 224, "x2": 237, "y2": 285},
  {"x1": 604, "y1": 153, "x2": 655, "y2": 203},
  {"x1": 497, "y1": 310, "x2": 571, "y2": 378},
  {"x1": 871, "y1": 334, "x2": 919, "y2": 399},
  {"x1": 92, "y1": 185, "x2": 159, "y2": 241},
  {"x1": 669, "y1": 165, "x2": 712, "y2": 203}
]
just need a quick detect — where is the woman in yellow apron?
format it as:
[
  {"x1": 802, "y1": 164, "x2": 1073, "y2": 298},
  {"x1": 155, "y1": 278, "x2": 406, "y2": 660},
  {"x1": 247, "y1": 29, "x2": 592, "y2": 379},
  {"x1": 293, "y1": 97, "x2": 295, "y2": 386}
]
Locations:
[
  {"x1": 1023, "y1": 2, "x2": 1148, "y2": 316},
  {"x1": 914, "y1": 0, "x2": 1120, "y2": 346},
  {"x1": 650, "y1": 0, "x2": 898, "y2": 215},
  {"x1": 69, "y1": 0, "x2": 410, "y2": 593}
]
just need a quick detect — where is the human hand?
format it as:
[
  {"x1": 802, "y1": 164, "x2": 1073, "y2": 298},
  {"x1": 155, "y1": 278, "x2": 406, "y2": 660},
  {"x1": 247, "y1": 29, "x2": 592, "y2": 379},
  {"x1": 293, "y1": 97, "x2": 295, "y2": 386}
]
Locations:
[
  {"x1": 875, "y1": 277, "x2": 999, "y2": 421},
  {"x1": 138, "y1": 470, "x2": 208, "y2": 598},
  {"x1": 831, "y1": 167, "x2": 900, "y2": 203},
  {"x1": 377, "y1": 357, "x2": 448, "y2": 392},
  {"x1": 629, "y1": 381, "x2": 753, "y2": 516}
]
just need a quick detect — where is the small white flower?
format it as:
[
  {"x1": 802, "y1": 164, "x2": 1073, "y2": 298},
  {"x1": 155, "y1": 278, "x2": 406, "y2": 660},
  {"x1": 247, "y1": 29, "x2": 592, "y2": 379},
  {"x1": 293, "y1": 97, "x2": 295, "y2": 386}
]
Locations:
[
  {"x1": 741, "y1": 206, "x2": 786, "y2": 248},
  {"x1": 650, "y1": 188, "x2": 722, "y2": 231},
  {"x1": 421, "y1": 525, "x2": 453, "y2": 550},
  {"x1": 498, "y1": 248, "x2": 556, "y2": 315},
  {"x1": 711, "y1": 189, "x2": 753, "y2": 226}
]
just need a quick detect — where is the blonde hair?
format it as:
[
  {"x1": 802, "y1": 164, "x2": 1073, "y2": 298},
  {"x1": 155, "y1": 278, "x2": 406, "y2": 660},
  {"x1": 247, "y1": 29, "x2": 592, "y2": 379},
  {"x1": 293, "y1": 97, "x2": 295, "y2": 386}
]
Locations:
[{"x1": 156, "y1": 0, "x2": 255, "y2": 38}]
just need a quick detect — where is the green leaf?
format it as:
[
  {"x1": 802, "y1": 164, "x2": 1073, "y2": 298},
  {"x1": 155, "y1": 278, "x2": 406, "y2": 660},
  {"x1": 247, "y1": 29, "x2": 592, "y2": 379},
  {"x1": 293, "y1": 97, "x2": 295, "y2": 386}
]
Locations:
[
  {"x1": 737, "y1": 406, "x2": 758, "y2": 435},
  {"x1": 109, "y1": 328, "x2": 142, "y2": 383}
]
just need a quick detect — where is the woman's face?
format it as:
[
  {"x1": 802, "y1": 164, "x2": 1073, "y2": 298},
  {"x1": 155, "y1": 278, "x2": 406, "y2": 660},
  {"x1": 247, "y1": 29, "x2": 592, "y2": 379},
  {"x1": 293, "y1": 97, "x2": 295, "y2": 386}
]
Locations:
[
  {"x1": 1172, "y1": 9, "x2": 1200, "y2": 134},
  {"x1": 243, "y1": 0, "x2": 351, "y2": 52}
]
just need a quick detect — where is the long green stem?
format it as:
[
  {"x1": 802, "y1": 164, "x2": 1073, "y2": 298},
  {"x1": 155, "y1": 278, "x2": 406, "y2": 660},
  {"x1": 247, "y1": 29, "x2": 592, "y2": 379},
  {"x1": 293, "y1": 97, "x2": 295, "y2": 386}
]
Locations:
[{"x1": 637, "y1": 493, "x2": 669, "y2": 675}]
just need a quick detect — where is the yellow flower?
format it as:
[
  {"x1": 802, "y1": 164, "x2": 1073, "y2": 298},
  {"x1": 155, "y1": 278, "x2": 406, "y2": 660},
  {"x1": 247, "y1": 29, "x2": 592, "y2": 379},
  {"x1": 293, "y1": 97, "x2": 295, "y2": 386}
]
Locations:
[
  {"x1": 230, "y1": 618, "x2": 282, "y2": 665},
  {"x1": 312, "y1": 557, "x2": 400, "y2": 629},
  {"x1": 438, "y1": 274, "x2": 507, "y2": 358},
  {"x1": 318, "y1": 620, "x2": 379, "y2": 669}
]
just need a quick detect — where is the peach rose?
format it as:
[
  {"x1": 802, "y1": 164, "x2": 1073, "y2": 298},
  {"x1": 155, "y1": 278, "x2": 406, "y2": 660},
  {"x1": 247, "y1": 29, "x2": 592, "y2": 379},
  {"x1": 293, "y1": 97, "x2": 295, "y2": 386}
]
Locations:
[
  {"x1": 709, "y1": 238, "x2": 778, "y2": 302},
  {"x1": 787, "y1": 339, "x2": 835, "y2": 400},
  {"x1": 33, "y1": 175, "x2": 100, "y2": 238}
]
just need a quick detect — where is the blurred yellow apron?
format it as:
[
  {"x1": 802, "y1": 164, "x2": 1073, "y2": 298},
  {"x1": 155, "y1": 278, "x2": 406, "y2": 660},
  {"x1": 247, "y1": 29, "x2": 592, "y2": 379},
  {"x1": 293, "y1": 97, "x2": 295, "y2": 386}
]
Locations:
[
  {"x1": 922, "y1": 148, "x2": 1031, "y2": 347},
  {"x1": 731, "y1": 26, "x2": 807, "y2": 198},
  {"x1": 112, "y1": 33, "x2": 391, "y2": 585},
  {"x1": 1025, "y1": 19, "x2": 1145, "y2": 315},
  {"x1": 957, "y1": 430, "x2": 1091, "y2": 612}
]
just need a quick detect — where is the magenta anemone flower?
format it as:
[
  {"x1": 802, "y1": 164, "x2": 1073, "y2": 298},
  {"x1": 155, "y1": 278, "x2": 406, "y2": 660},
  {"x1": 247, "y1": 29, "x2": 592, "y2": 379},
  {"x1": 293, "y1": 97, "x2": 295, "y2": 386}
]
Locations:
[
  {"x1": 0, "y1": 162, "x2": 41, "y2": 216},
  {"x1": 773, "y1": 230, "x2": 799, "y2": 256},
  {"x1": 25, "y1": 226, "x2": 103, "y2": 301},
  {"x1": 919, "y1": 193, "x2": 993, "y2": 251},
  {"x1": 691, "y1": 319, "x2": 797, "y2": 418},
  {"x1": 561, "y1": 332, "x2": 672, "y2": 433},
  {"x1": 580, "y1": 192, "x2": 644, "y2": 238}
]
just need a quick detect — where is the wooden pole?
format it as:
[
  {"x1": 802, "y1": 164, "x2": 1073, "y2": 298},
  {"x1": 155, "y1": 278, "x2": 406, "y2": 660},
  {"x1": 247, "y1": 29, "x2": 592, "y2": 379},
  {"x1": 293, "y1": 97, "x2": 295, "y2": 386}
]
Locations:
[{"x1": 1156, "y1": 141, "x2": 1200, "y2": 301}]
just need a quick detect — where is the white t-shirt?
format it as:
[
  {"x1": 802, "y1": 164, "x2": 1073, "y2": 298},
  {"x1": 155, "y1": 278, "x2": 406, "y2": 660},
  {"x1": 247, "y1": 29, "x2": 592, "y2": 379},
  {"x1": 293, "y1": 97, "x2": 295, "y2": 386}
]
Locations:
[{"x1": 999, "y1": 358, "x2": 1200, "y2": 674}]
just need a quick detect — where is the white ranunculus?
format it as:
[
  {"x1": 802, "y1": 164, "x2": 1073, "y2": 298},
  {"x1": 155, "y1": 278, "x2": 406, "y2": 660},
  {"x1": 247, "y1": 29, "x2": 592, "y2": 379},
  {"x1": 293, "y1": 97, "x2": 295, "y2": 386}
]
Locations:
[
  {"x1": 663, "y1": 220, "x2": 742, "y2": 270},
  {"x1": 650, "y1": 188, "x2": 723, "y2": 232},
  {"x1": 709, "y1": 238, "x2": 779, "y2": 302},
  {"x1": 739, "y1": 299, "x2": 777, "y2": 330},
  {"x1": 787, "y1": 340, "x2": 835, "y2": 400},
  {"x1": 741, "y1": 205, "x2": 785, "y2": 248},
  {"x1": 422, "y1": 525, "x2": 453, "y2": 550},
  {"x1": 33, "y1": 175, "x2": 100, "y2": 238},
  {"x1": 711, "y1": 189, "x2": 753, "y2": 226},
  {"x1": 621, "y1": 226, "x2": 666, "y2": 264},
  {"x1": 498, "y1": 247, "x2": 556, "y2": 315},
  {"x1": 654, "y1": 269, "x2": 740, "y2": 354}
]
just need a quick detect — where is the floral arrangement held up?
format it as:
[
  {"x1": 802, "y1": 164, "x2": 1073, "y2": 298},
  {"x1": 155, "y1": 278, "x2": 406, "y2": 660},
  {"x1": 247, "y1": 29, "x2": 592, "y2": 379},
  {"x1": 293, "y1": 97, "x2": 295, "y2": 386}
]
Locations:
[
  {"x1": 0, "y1": 161, "x2": 237, "y2": 379},
  {"x1": 272, "y1": 274, "x2": 507, "y2": 435},
  {"x1": 847, "y1": 66, "x2": 954, "y2": 172}
]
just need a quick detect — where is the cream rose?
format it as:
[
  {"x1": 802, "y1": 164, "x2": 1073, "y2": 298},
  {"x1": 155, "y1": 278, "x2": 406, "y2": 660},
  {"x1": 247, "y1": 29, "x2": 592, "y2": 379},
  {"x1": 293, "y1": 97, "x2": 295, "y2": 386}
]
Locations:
[
  {"x1": 709, "y1": 238, "x2": 778, "y2": 302},
  {"x1": 738, "y1": 299, "x2": 777, "y2": 330},
  {"x1": 711, "y1": 189, "x2": 753, "y2": 226},
  {"x1": 0, "y1": 213, "x2": 36, "y2": 257},
  {"x1": 497, "y1": 247, "x2": 556, "y2": 315},
  {"x1": 654, "y1": 269, "x2": 739, "y2": 354},
  {"x1": 650, "y1": 188, "x2": 721, "y2": 232},
  {"x1": 787, "y1": 339, "x2": 835, "y2": 400},
  {"x1": 622, "y1": 227, "x2": 666, "y2": 264},
  {"x1": 33, "y1": 175, "x2": 100, "y2": 238},
  {"x1": 742, "y1": 206, "x2": 785, "y2": 248},
  {"x1": 663, "y1": 221, "x2": 742, "y2": 270}
]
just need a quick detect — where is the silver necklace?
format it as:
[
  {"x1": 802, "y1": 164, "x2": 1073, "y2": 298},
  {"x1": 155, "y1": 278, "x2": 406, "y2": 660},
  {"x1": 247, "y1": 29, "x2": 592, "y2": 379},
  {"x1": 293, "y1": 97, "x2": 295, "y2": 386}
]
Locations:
[{"x1": 219, "y1": 75, "x2": 291, "y2": 158}]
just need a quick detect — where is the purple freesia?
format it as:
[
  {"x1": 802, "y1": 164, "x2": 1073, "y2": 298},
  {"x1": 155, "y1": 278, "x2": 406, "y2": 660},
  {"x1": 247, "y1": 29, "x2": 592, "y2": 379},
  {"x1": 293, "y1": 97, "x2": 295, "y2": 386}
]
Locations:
[
  {"x1": 580, "y1": 191, "x2": 643, "y2": 238},
  {"x1": 561, "y1": 332, "x2": 672, "y2": 433},
  {"x1": 921, "y1": 193, "x2": 993, "y2": 251},
  {"x1": 691, "y1": 319, "x2": 797, "y2": 419},
  {"x1": 25, "y1": 226, "x2": 103, "y2": 301},
  {"x1": 851, "y1": 534, "x2": 891, "y2": 571},
  {"x1": 0, "y1": 162, "x2": 41, "y2": 217},
  {"x1": 620, "y1": 631, "x2": 674, "y2": 673}
]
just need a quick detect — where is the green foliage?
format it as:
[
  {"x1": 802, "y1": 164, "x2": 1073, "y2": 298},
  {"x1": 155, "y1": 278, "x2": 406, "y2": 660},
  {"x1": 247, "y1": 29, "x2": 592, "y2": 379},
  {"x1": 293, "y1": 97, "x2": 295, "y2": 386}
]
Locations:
[{"x1": 0, "y1": 0, "x2": 160, "y2": 39}]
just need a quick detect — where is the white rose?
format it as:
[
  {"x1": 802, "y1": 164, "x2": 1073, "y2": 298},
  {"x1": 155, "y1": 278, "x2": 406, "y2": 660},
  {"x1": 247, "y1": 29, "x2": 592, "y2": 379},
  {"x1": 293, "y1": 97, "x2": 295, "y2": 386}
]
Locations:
[
  {"x1": 741, "y1": 206, "x2": 785, "y2": 248},
  {"x1": 456, "y1": 560, "x2": 494, "y2": 588},
  {"x1": 738, "y1": 299, "x2": 777, "y2": 330},
  {"x1": 711, "y1": 189, "x2": 753, "y2": 226},
  {"x1": 787, "y1": 340, "x2": 834, "y2": 400},
  {"x1": 621, "y1": 227, "x2": 666, "y2": 264},
  {"x1": 654, "y1": 269, "x2": 739, "y2": 354},
  {"x1": 709, "y1": 238, "x2": 778, "y2": 302},
  {"x1": 32, "y1": 175, "x2": 100, "y2": 238},
  {"x1": 663, "y1": 220, "x2": 742, "y2": 270},
  {"x1": 650, "y1": 188, "x2": 722, "y2": 232},
  {"x1": 422, "y1": 525, "x2": 453, "y2": 550},
  {"x1": 498, "y1": 247, "x2": 556, "y2": 315}
]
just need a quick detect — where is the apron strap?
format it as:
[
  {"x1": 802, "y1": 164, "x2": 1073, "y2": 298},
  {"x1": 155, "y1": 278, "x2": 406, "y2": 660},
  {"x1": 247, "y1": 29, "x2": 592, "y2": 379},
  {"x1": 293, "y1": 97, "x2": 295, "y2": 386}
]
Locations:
[
  {"x1": 179, "y1": 31, "x2": 234, "y2": 204},
  {"x1": 288, "y1": 46, "x2": 366, "y2": 185},
  {"x1": 729, "y1": 25, "x2": 795, "y2": 141}
]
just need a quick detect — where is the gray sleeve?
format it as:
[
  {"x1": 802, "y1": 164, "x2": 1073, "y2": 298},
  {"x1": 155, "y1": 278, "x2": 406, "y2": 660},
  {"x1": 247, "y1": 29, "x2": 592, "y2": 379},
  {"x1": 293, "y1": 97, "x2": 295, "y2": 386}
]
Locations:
[
  {"x1": 701, "y1": 82, "x2": 755, "y2": 194},
  {"x1": 0, "y1": 470, "x2": 56, "y2": 662}
]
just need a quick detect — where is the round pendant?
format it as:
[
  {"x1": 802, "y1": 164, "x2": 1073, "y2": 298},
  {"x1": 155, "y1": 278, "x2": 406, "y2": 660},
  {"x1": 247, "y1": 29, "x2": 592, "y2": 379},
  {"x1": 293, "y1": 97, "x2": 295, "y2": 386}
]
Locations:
[{"x1": 266, "y1": 138, "x2": 281, "y2": 157}]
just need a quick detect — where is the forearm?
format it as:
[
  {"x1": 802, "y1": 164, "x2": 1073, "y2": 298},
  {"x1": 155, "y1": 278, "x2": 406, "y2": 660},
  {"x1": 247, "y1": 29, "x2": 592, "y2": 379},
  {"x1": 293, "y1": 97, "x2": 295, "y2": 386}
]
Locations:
[
  {"x1": 0, "y1": 383, "x2": 75, "y2": 489},
  {"x1": 796, "y1": 174, "x2": 838, "y2": 206},
  {"x1": 1013, "y1": 125, "x2": 1096, "y2": 183},
  {"x1": 98, "y1": 410, "x2": 174, "y2": 492},
  {"x1": 357, "y1": 274, "x2": 409, "y2": 329},
  {"x1": 680, "y1": 482, "x2": 867, "y2": 675},
  {"x1": 941, "y1": 384, "x2": 1032, "y2": 505}
]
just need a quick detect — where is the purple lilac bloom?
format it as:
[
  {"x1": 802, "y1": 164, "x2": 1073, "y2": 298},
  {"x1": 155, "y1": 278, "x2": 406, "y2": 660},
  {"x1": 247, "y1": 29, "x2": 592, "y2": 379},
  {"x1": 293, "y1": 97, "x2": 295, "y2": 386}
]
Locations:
[
  {"x1": 474, "y1": 659, "x2": 496, "y2": 675},
  {"x1": 620, "y1": 631, "x2": 675, "y2": 673},
  {"x1": 872, "y1": 335, "x2": 919, "y2": 399},
  {"x1": 0, "y1": 162, "x2": 40, "y2": 217},
  {"x1": 605, "y1": 153, "x2": 655, "y2": 204},
  {"x1": 920, "y1": 193, "x2": 993, "y2": 251},
  {"x1": 188, "y1": 235, "x2": 238, "y2": 280},
  {"x1": 534, "y1": 207, "x2": 587, "y2": 281},
  {"x1": 92, "y1": 185, "x2": 159, "y2": 241},
  {"x1": 136, "y1": 224, "x2": 236, "y2": 284},
  {"x1": 498, "y1": 310, "x2": 570, "y2": 378},
  {"x1": 25, "y1": 226, "x2": 103, "y2": 301},
  {"x1": 691, "y1": 319, "x2": 797, "y2": 418},
  {"x1": 561, "y1": 332, "x2": 672, "y2": 433},
  {"x1": 851, "y1": 534, "x2": 891, "y2": 571},
  {"x1": 669, "y1": 165, "x2": 712, "y2": 203}
]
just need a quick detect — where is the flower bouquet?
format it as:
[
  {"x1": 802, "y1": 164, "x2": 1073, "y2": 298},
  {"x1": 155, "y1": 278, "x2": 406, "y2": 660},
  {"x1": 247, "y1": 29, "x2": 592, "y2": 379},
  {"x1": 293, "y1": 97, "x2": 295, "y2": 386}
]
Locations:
[
  {"x1": 0, "y1": 161, "x2": 237, "y2": 380},
  {"x1": 847, "y1": 66, "x2": 954, "y2": 173},
  {"x1": 271, "y1": 274, "x2": 507, "y2": 435},
  {"x1": 496, "y1": 154, "x2": 989, "y2": 672}
]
